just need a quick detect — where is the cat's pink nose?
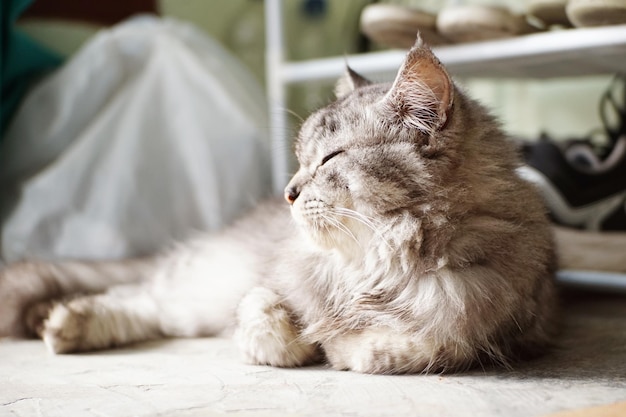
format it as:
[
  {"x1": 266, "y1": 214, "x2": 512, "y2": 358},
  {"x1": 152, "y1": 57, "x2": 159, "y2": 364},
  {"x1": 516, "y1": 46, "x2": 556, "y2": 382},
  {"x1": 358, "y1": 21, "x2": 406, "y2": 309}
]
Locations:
[{"x1": 284, "y1": 186, "x2": 300, "y2": 205}]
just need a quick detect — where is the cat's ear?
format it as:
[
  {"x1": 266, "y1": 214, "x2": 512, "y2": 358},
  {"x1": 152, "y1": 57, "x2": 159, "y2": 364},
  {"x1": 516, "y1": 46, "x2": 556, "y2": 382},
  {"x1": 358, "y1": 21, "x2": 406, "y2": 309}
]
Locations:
[
  {"x1": 334, "y1": 66, "x2": 371, "y2": 99},
  {"x1": 382, "y1": 34, "x2": 454, "y2": 133}
]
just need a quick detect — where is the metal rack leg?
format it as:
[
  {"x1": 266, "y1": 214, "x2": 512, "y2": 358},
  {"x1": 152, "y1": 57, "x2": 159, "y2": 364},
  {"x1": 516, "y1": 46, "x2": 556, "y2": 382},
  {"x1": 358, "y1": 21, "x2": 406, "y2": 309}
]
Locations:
[{"x1": 265, "y1": 0, "x2": 290, "y2": 195}]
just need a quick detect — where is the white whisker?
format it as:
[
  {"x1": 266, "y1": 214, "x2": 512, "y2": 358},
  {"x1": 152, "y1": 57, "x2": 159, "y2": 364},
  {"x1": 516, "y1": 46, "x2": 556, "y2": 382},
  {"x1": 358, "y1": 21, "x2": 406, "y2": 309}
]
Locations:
[
  {"x1": 321, "y1": 213, "x2": 361, "y2": 248},
  {"x1": 330, "y1": 207, "x2": 392, "y2": 250},
  {"x1": 332, "y1": 207, "x2": 382, "y2": 230}
]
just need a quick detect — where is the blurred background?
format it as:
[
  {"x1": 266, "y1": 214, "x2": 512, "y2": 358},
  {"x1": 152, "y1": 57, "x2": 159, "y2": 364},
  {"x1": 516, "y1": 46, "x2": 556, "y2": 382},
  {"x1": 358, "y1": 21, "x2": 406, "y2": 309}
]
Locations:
[
  {"x1": 12, "y1": 0, "x2": 613, "y2": 140},
  {"x1": 2, "y1": 0, "x2": 624, "y2": 267}
]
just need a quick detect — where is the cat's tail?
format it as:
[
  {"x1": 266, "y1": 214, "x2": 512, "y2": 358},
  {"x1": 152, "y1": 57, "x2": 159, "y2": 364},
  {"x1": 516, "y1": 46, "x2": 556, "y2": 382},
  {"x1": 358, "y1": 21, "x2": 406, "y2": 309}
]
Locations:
[{"x1": 0, "y1": 257, "x2": 159, "y2": 337}]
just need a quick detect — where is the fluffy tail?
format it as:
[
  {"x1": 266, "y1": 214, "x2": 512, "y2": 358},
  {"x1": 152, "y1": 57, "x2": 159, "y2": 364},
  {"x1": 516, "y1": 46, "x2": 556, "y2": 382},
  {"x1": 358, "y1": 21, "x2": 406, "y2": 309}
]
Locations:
[{"x1": 0, "y1": 258, "x2": 158, "y2": 337}]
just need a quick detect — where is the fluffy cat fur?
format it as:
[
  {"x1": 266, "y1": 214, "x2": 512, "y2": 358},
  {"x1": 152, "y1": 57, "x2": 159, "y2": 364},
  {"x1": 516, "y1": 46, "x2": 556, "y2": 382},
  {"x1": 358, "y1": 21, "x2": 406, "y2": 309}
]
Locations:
[{"x1": 0, "y1": 37, "x2": 557, "y2": 374}]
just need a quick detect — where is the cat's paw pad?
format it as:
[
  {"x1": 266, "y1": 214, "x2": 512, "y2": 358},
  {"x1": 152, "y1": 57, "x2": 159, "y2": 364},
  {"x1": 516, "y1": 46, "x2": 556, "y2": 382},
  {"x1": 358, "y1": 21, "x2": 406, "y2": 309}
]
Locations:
[
  {"x1": 235, "y1": 287, "x2": 318, "y2": 367},
  {"x1": 41, "y1": 302, "x2": 91, "y2": 354}
]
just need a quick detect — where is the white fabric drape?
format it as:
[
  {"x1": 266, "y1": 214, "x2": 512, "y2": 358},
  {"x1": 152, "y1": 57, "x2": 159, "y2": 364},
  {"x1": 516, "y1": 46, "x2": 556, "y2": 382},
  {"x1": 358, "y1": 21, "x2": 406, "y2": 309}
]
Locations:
[{"x1": 0, "y1": 16, "x2": 271, "y2": 262}]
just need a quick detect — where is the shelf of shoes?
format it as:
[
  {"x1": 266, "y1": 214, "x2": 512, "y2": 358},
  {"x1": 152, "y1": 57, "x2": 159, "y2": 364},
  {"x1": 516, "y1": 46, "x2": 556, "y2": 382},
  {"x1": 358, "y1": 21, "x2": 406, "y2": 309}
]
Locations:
[
  {"x1": 264, "y1": 0, "x2": 626, "y2": 292},
  {"x1": 265, "y1": 0, "x2": 626, "y2": 193},
  {"x1": 281, "y1": 24, "x2": 626, "y2": 83}
]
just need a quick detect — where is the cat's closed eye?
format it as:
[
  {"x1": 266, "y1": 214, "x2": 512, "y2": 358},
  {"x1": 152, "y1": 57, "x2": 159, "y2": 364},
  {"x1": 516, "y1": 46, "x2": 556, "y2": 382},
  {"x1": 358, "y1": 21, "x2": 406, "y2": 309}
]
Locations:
[{"x1": 321, "y1": 150, "x2": 344, "y2": 166}]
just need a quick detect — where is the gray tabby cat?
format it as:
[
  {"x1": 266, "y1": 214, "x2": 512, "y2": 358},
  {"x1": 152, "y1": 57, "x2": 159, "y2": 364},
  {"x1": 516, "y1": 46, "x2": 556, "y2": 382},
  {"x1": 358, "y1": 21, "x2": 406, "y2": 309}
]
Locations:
[{"x1": 0, "y1": 37, "x2": 557, "y2": 374}]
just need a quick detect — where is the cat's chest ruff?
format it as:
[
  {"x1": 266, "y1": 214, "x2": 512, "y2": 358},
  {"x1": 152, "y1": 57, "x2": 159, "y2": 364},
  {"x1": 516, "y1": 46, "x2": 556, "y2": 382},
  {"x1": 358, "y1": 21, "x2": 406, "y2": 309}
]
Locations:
[{"x1": 298, "y1": 256, "x2": 394, "y2": 308}]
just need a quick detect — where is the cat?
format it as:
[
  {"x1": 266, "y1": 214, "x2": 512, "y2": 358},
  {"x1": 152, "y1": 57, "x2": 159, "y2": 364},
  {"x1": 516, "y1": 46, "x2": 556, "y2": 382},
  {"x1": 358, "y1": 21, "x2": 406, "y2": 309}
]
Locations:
[{"x1": 0, "y1": 36, "x2": 558, "y2": 374}]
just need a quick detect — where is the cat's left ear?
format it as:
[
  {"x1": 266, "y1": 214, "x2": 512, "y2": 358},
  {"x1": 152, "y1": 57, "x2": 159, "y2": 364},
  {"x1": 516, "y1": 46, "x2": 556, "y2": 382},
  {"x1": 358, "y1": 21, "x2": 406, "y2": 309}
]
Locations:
[
  {"x1": 382, "y1": 34, "x2": 454, "y2": 133},
  {"x1": 334, "y1": 66, "x2": 371, "y2": 99}
]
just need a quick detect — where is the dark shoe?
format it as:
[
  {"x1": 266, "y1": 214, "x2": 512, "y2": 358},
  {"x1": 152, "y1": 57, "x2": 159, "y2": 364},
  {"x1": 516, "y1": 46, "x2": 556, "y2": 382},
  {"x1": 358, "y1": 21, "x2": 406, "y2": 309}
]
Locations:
[
  {"x1": 519, "y1": 135, "x2": 626, "y2": 230},
  {"x1": 519, "y1": 74, "x2": 626, "y2": 230}
]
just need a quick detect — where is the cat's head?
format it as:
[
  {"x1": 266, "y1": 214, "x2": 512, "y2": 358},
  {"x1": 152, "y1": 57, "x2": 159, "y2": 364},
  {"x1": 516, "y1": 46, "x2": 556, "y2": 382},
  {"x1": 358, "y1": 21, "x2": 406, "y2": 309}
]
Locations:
[{"x1": 285, "y1": 36, "x2": 457, "y2": 255}]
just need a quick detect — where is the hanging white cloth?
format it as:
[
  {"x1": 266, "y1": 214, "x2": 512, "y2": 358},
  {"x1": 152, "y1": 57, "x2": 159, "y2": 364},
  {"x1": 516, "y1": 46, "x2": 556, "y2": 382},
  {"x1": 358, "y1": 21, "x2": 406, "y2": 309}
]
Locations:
[{"x1": 0, "y1": 16, "x2": 272, "y2": 262}]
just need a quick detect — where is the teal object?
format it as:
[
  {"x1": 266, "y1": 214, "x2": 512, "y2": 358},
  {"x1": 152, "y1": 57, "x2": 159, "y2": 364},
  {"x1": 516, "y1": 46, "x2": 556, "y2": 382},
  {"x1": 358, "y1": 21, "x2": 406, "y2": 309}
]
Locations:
[{"x1": 1, "y1": 0, "x2": 63, "y2": 135}]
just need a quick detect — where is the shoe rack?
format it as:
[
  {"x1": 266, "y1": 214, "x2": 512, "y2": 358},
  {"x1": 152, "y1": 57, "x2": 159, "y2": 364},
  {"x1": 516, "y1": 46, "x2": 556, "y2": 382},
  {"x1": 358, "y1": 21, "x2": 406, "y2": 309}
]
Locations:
[{"x1": 264, "y1": 0, "x2": 626, "y2": 193}]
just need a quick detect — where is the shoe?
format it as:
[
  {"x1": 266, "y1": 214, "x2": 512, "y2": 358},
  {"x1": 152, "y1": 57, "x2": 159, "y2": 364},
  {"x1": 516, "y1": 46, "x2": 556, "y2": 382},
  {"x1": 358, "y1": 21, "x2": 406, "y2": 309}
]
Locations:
[
  {"x1": 521, "y1": 137, "x2": 626, "y2": 277},
  {"x1": 436, "y1": 5, "x2": 542, "y2": 44},
  {"x1": 520, "y1": 136, "x2": 626, "y2": 275},
  {"x1": 562, "y1": 73, "x2": 626, "y2": 170},
  {"x1": 566, "y1": 0, "x2": 626, "y2": 27},
  {"x1": 518, "y1": 74, "x2": 626, "y2": 231},
  {"x1": 359, "y1": 4, "x2": 449, "y2": 49},
  {"x1": 564, "y1": 135, "x2": 626, "y2": 172},
  {"x1": 520, "y1": 74, "x2": 626, "y2": 279},
  {"x1": 519, "y1": 135, "x2": 626, "y2": 231},
  {"x1": 527, "y1": 0, "x2": 572, "y2": 27},
  {"x1": 599, "y1": 73, "x2": 626, "y2": 147}
]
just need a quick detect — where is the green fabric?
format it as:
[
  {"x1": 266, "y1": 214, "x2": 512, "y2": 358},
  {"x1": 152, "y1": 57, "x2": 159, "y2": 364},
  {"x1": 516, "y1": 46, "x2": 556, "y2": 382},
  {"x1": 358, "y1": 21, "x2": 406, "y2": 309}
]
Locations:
[{"x1": 1, "y1": 0, "x2": 63, "y2": 135}]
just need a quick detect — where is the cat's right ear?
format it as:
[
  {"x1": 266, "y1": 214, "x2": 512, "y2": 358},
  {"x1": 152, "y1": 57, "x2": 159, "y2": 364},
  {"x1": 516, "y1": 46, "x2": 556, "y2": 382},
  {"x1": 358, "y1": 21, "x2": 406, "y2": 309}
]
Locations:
[
  {"x1": 334, "y1": 66, "x2": 371, "y2": 99},
  {"x1": 382, "y1": 34, "x2": 454, "y2": 134}
]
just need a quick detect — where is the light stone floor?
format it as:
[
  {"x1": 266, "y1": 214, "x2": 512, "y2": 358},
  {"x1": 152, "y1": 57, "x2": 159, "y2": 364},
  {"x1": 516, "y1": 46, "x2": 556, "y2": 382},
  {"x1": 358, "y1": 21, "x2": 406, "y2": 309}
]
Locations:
[{"x1": 1, "y1": 290, "x2": 625, "y2": 417}]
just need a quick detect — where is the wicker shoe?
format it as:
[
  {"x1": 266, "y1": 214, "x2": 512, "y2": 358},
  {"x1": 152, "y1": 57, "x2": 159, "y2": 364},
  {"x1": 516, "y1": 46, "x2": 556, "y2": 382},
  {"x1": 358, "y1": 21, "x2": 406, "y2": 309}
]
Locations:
[
  {"x1": 566, "y1": 0, "x2": 626, "y2": 27},
  {"x1": 360, "y1": 4, "x2": 449, "y2": 49}
]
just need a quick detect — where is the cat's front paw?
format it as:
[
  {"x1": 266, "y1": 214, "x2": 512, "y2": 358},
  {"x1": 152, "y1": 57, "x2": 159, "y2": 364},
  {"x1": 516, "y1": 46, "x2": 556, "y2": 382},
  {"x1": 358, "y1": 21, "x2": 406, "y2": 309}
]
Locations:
[
  {"x1": 40, "y1": 298, "x2": 116, "y2": 354},
  {"x1": 41, "y1": 302, "x2": 90, "y2": 354},
  {"x1": 234, "y1": 287, "x2": 319, "y2": 368}
]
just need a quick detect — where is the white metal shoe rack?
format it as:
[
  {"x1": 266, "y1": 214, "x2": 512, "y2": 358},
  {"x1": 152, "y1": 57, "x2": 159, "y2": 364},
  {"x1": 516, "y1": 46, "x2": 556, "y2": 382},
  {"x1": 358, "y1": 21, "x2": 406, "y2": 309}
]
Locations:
[{"x1": 264, "y1": 0, "x2": 626, "y2": 291}]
